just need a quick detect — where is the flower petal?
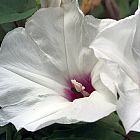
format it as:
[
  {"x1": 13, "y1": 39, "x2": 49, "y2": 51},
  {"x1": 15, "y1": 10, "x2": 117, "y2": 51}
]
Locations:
[
  {"x1": 2, "y1": 64, "x2": 116, "y2": 132},
  {"x1": 0, "y1": 67, "x2": 68, "y2": 127},
  {"x1": 117, "y1": 89, "x2": 140, "y2": 133},
  {"x1": 64, "y1": 91, "x2": 116, "y2": 123},
  {"x1": 78, "y1": 48, "x2": 98, "y2": 74},
  {"x1": 85, "y1": 15, "x2": 117, "y2": 37},
  {"x1": 12, "y1": 91, "x2": 116, "y2": 131},
  {"x1": 89, "y1": 13, "x2": 140, "y2": 132},
  {"x1": 8, "y1": 95, "x2": 69, "y2": 131},
  {"x1": 112, "y1": 67, "x2": 139, "y2": 133},
  {"x1": 25, "y1": 2, "x2": 80, "y2": 76},
  {"x1": 25, "y1": 1, "x2": 105, "y2": 76},
  {"x1": 91, "y1": 60, "x2": 118, "y2": 103},
  {"x1": 91, "y1": 59, "x2": 140, "y2": 134},
  {"x1": 0, "y1": 28, "x2": 69, "y2": 129},
  {"x1": 91, "y1": 12, "x2": 140, "y2": 85},
  {"x1": 0, "y1": 27, "x2": 66, "y2": 84}
]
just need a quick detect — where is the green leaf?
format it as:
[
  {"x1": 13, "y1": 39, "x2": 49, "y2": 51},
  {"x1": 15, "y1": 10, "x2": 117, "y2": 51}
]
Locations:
[
  {"x1": 36, "y1": 0, "x2": 40, "y2": 4},
  {"x1": 0, "y1": 0, "x2": 37, "y2": 24},
  {"x1": 116, "y1": 0, "x2": 130, "y2": 18},
  {"x1": 100, "y1": 112, "x2": 125, "y2": 134},
  {"x1": 91, "y1": 5, "x2": 105, "y2": 18},
  {"x1": 46, "y1": 123, "x2": 124, "y2": 140},
  {"x1": 130, "y1": 0, "x2": 138, "y2": 15}
]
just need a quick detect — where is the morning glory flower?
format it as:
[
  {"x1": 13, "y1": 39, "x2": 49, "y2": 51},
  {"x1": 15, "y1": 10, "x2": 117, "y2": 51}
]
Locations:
[
  {"x1": 90, "y1": 3, "x2": 140, "y2": 133},
  {"x1": 0, "y1": 0, "x2": 117, "y2": 131}
]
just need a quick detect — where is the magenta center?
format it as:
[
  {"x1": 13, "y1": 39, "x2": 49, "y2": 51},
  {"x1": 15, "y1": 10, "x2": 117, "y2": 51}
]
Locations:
[{"x1": 64, "y1": 74, "x2": 95, "y2": 102}]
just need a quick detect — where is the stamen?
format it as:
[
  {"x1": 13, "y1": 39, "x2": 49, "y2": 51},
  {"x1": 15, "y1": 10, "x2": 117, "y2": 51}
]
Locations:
[{"x1": 71, "y1": 79, "x2": 90, "y2": 97}]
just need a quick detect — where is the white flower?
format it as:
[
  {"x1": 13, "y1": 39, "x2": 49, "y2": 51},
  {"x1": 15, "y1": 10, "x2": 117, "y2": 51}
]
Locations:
[
  {"x1": 0, "y1": 0, "x2": 117, "y2": 131},
  {"x1": 90, "y1": 3, "x2": 140, "y2": 133}
]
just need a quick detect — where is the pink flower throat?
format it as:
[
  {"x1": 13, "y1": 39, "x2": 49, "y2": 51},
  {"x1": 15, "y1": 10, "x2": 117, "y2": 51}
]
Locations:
[{"x1": 64, "y1": 74, "x2": 95, "y2": 102}]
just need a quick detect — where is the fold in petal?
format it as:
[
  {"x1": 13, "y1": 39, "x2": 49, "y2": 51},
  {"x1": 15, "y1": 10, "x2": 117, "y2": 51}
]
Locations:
[
  {"x1": 97, "y1": 60, "x2": 140, "y2": 133},
  {"x1": 117, "y1": 89, "x2": 140, "y2": 133},
  {"x1": 26, "y1": 7, "x2": 70, "y2": 78},
  {"x1": 25, "y1": 1, "x2": 102, "y2": 76},
  {"x1": 85, "y1": 15, "x2": 117, "y2": 38},
  {"x1": 8, "y1": 95, "x2": 69, "y2": 131},
  {"x1": 91, "y1": 11, "x2": 140, "y2": 85},
  {"x1": 0, "y1": 28, "x2": 68, "y2": 127},
  {"x1": 91, "y1": 60, "x2": 118, "y2": 103},
  {"x1": 0, "y1": 27, "x2": 66, "y2": 84},
  {"x1": 10, "y1": 92, "x2": 116, "y2": 131},
  {"x1": 88, "y1": 9, "x2": 140, "y2": 133},
  {"x1": 0, "y1": 67, "x2": 69, "y2": 126},
  {"x1": 26, "y1": 2, "x2": 80, "y2": 76}
]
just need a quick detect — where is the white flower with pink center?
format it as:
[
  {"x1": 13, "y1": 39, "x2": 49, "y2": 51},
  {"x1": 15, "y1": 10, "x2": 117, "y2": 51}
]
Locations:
[
  {"x1": 0, "y1": 0, "x2": 117, "y2": 131},
  {"x1": 0, "y1": 0, "x2": 140, "y2": 134}
]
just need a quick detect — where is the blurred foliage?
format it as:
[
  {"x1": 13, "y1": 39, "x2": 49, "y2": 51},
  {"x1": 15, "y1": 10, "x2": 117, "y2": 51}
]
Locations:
[
  {"x1": 0, "y1": 0, "x2": 37, "y2": 24},
  {"x1": 0, "y1": 0, "x2": 38, "y2": 44},
  {"x1": 0, "y1": 0, "x2": 140, "y2": 140}
]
